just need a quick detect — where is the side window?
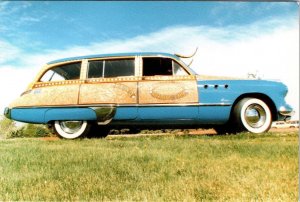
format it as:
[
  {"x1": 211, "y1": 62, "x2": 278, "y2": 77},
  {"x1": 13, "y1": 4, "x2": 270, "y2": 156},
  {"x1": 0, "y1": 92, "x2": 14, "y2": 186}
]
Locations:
[
  {"x1": 143, "y1": 57, "x2": 188, "y2": 76},
  {"x1": 88, "y1": 61, "x2": 104, "y2": 78},
  {"x1": 143, "y1": 58, "x2": 172, "y2": 76},
  {"x1": 88, "y1": 59, "x2": 135, "y2": 78},
  {"x1": 105, "y1": 59, "x2": 135, "y2": 78},
  {"x1": 40, "y1": 62, "x2": 81, "y2": 82}
]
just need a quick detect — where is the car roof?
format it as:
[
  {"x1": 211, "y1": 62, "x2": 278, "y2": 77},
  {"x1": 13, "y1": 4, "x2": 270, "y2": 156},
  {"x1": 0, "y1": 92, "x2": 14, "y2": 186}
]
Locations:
[{"x1": 47, "y1": 52, "x2": 181, "y2": 65}]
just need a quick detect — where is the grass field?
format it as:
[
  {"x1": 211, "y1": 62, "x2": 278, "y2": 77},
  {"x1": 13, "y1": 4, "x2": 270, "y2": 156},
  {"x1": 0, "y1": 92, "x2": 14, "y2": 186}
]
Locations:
[{"x1": 0, "y1": 131, "x2": 298, "y2": 201}]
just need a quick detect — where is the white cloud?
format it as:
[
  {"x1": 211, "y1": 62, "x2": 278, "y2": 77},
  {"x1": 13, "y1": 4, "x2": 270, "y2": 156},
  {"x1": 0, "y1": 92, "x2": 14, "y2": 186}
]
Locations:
[
  {"x1": 0, "y1": 40, "x2": 21, "y2": 64},
  {"x1": 0, "y1": 16, "x2": 298, "y2": 120}
]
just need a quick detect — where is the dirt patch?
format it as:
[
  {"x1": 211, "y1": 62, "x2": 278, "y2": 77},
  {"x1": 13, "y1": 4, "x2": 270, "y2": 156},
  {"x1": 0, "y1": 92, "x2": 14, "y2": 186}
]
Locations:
[
  {"x1": 269, "y1": 127, "x2": 299, "y2": 133},
  {"x1": 188, "y1": 129, "x2": 216, "y2": 135},
  {"x1": 108, "y1": 129, "x2": 217, "y2": 138}
]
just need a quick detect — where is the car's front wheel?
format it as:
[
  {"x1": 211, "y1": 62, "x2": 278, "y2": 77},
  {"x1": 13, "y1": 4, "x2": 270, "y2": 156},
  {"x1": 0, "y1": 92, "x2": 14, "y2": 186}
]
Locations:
[
  {"x1": 233, "y1": 98, "x2": 272, "y2": 133},
  {"x1": 53, "y1": 120, "x2": 91, "y2": 139}
]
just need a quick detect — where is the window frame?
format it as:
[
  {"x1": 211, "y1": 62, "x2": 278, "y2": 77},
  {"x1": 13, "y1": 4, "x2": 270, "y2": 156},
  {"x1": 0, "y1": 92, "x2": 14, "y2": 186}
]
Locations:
[{"x1": 34, "y1": 55, "x2": 193, "y2": 85}]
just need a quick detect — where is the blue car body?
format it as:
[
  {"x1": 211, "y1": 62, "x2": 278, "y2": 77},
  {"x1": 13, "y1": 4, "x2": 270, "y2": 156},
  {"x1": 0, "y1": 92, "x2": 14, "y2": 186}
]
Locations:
[{"x1": 4, "y1": 52, "x2": 293, "y2": 138}]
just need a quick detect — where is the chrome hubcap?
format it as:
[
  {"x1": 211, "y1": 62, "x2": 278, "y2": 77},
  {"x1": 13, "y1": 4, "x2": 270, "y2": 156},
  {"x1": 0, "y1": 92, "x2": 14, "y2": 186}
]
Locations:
[
  {"x1": 59, "y1": 121, "x2": 83, "y2": 134},
  {"x1": 245, "y1": 104, "x2": 266, "y2": 128}
]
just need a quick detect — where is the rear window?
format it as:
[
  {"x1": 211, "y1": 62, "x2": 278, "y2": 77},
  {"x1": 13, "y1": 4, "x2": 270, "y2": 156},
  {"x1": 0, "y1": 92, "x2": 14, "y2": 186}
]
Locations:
[
  {"x1": 88, "y1": 59, "x2": 135, "y2": 78},
  {"x1": 40, "y1": 62, "x2": 81, "y2": 82}
]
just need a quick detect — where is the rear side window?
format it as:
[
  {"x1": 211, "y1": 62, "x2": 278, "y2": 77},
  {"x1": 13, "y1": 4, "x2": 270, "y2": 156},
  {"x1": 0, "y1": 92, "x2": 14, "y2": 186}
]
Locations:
[
  {"x1": 40, "y1": 62, "x2": 81, "y2": 82},
  {"x1": 88, "y1": 59, "x2": 135, "y2": 78}
]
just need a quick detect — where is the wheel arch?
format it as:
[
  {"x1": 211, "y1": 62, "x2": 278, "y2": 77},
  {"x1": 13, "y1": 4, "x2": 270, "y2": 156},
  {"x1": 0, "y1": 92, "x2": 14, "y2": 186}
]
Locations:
[{"x1": 230, "y1": 93, "x2": 278, "y2": 122}]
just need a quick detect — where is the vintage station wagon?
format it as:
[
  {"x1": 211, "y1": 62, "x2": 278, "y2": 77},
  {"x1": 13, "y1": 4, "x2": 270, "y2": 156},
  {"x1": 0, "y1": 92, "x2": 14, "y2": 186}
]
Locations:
[{"x1": 4, "y1": 52, "x2": 293, "y2": 139}]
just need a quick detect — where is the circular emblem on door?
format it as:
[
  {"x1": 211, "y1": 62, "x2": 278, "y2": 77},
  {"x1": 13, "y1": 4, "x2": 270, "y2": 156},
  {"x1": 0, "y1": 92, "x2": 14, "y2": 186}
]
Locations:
[{"x1": 150, "y1": 82, "x2": 188, "y2": 100}]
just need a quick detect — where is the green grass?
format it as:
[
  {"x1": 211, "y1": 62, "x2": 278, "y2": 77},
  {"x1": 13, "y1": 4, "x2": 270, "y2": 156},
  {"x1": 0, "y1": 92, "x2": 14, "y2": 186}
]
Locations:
[{"x1": 0, "y1": 131, "x2": 298, "y2": 201}]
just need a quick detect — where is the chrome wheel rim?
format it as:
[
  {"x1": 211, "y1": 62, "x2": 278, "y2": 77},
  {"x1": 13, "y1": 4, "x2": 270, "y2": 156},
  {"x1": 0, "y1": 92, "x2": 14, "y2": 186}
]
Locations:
[
  {"x1": 59, "y1": 121, "x2": 84, "y2": 134},
  {"x1": 244, "y1": 104, "x2": 266, "y2": 128}
]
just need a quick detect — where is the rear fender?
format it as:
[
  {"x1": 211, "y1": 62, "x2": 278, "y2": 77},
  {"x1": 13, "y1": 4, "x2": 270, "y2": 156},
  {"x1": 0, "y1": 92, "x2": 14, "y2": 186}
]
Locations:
[{"x1": 45, "y1": 106, "x2": 116, "y2": 124}]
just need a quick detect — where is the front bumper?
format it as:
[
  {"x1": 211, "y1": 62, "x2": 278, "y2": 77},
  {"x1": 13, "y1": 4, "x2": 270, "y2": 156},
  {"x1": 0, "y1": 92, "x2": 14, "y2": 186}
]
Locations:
[{"x1": 278, "y1": 105, "x2": 294, "y2": 121}]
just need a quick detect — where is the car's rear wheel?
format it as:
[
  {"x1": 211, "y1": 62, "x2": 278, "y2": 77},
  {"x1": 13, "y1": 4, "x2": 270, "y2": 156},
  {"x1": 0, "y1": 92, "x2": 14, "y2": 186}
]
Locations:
[
  {"x1": 233, "y1": 98, "x2": 272, "y2": 133},
  {"x1": 53, "y1": 120, "x2": 91, "y2": 139}
]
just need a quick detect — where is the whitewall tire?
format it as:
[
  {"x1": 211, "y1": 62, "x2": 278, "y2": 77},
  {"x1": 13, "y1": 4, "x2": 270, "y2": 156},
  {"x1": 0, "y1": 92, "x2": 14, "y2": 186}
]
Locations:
[
  {"x1": 53, "y1": 120, "x2": 90, "y2": 139},
  {"x1": 234, "y1": 98, "x2": 272, "y2": 133}
]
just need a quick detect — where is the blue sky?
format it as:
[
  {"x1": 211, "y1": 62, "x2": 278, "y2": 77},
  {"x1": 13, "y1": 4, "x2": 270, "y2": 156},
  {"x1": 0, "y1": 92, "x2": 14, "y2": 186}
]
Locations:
[
  {"x1": 0, "y1": 2, "x2": 297, "y2": 52},
  {"x1": 0, "y1": 1, "x2": 299, "y2": 119}
]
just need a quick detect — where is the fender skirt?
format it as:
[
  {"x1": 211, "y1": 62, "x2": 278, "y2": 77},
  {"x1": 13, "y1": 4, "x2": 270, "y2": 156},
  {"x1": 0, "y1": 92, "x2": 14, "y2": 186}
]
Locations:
[{"x1": 90, "y1": 105, "x2": 116, "y2": 125}]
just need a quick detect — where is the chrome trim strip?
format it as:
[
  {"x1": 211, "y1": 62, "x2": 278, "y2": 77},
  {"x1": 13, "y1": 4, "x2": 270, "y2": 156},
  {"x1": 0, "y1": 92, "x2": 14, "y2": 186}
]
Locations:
[
  {"x1": 13, "y1": 104, "x2": 116, "y2": 109},
  {"x1": 121, "y1": 103, "x2": 200, "y2": 107},
  {"x1": 13, "y1": 102, "x2": 231, "y2": 109},
  {"x1": 119, "y1": 103, "x2": 231, "y2": 107},
  {"x1": 199, "y1": 103, "x2": 231, "y2": 106}
]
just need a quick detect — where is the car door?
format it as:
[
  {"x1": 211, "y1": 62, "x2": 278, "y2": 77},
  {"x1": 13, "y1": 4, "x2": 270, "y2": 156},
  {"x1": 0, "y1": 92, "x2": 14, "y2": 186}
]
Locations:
[
  {"x1": 78, "y1": 57, "x2": 138, "y2": 120},
  {"x1": 138, "y1": 56, "x2": 199, "y2": 120}
]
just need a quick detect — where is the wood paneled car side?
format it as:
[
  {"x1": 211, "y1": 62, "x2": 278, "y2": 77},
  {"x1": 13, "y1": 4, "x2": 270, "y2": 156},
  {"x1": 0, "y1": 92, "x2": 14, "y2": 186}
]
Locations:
[{"x1": 4, "y1": 52, "x2": 293, "y2": 139}]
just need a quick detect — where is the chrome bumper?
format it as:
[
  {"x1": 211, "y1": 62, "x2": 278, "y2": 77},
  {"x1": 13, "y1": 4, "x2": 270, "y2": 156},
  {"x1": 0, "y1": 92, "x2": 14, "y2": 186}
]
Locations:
[
  {"x1": 278, "y1": 106, "x2": 294, "y2": 120},
  {"x1": 3, "y1": 107, "x2": 11, "y2": 119}
]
